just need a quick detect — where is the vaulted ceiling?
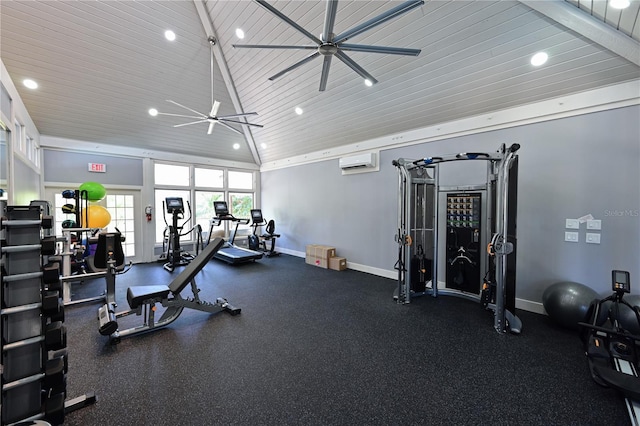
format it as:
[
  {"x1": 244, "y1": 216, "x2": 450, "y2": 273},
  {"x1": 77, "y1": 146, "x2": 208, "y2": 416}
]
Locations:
[{"x1": 1, "y1": 0, "x2": 639, "y2": 168}]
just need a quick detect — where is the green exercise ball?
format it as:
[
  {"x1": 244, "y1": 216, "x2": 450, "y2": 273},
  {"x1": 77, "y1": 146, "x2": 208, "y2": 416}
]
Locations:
[
  {"x1": 542, "y1": 281, "x2": 599, "y2": 330},
  {"x1": 79, "y1": 181, "x2": 106, "y2": 202}
]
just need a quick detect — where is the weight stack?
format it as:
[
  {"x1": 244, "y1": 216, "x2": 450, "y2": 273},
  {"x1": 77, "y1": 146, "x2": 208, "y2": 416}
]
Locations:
[{"x1": 1, "y1": 205, "x2": 65, "y2": 425}]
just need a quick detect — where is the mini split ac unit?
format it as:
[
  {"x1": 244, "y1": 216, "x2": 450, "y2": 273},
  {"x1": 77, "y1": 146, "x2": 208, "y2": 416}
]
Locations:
[{"x1": 339, "y1": 152, "x2": 377, "y2": 174}]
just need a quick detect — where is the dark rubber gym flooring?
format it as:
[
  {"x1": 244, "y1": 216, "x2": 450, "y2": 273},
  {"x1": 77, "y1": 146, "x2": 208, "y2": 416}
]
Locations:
[{"x1": 63, "y1": 254, "x2": 630, "y2": 425}]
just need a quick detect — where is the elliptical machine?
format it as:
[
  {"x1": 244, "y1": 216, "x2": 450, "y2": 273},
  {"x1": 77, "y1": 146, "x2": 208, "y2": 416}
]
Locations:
[
  {"x1": 159, "y1": 197, "x2": 202, "y2": 272},
  {"x1": 249, "y1": 209, "x2": 280, "y2": 257},
  {"x1": 580, "y1": 270, "x2": 640, "y2": 423}
]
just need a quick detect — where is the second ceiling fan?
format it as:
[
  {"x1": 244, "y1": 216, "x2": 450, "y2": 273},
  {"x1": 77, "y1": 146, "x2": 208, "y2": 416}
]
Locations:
[
  {"x1": 158, "y1": 37, "x2": 263, "y2": 135},
  {"x1": 233, "y1": 0, "x2": 424, "y2": 91}
]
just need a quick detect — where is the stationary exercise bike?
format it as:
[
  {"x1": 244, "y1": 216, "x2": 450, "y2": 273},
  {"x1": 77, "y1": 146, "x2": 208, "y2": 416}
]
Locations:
[
  {"x1": 580, "y1": 270, "x2": 640, "y2": 423},
  {"x1": 159, "y1": 197, "x2": 202, "y2": 272},
  {"x1": 249, "y1": 209, "x2": 280, "y2": 257}
]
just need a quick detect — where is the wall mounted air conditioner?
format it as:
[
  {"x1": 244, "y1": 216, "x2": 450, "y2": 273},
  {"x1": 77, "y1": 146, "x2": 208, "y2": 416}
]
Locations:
[{"x1": 339, "y1": 152, "x2": 378, "y2": 175}]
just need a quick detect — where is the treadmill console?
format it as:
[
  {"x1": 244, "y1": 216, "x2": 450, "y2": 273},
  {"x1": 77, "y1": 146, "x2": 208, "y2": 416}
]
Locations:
[
  {"x1": 612, "y1": 270, "x2": 630, "y2": 293},
  {"x1": 165, "y1": 197, "x2": 184, "y2": 214},
  {"x1": 214, "y1": 201, "x2": 230, "y2": 217}
]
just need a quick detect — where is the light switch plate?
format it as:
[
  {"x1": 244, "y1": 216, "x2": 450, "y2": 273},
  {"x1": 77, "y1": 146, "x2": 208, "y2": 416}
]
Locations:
[
  {"x1": 587, "y1": 220, "x2": 602, "y2": 230},
  {"x1": 565, "y1": 231, "x2": 579, "y2": 242},
  {"x1": 565, "y1": 219, "x2": 579, "y2": 229},
  {"x1": 586, "y1": 233, "x2": 601, "y2": 244}
]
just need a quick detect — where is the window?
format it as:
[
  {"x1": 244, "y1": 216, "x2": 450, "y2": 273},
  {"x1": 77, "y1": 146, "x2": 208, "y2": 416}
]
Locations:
[
  {"x1": 230, "y1": 192, "x2": 254, "y2": 229},
  {"x1": 154, "y1": 189, "x2": 191, "y2": 244},
  {"x1": 195, "y1": 167, "x2": 223, "y2": 188},
  {"x1": 195, "y1": 191, "x2": 224, "y2": 236},
  {"x1": 228, "y1": 170, "x2": 253, "y2": 189},
  {"x1": 154, "y1": 163, "x2": 189, "y2": 186},
  {"x1": 105, "y1": 194, "x2": 135, "y2": 257},
  {"x1": 153, "y1": 162, "x2": 257, "y2": 244}
]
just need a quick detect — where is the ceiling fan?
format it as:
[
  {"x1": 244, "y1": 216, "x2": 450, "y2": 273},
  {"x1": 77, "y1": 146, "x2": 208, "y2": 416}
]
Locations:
[
  {"x1": 233, "y1": 0, "x2": 424, "y2": 92},
  {"x1": 156, "y1": 36, "x2": 263, "y2": 135}
]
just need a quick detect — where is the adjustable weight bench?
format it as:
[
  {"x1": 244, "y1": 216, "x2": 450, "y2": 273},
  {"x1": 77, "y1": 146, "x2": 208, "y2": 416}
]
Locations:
[{"x1": 97, "y1": 236, "x2": 240, "y2": 345}]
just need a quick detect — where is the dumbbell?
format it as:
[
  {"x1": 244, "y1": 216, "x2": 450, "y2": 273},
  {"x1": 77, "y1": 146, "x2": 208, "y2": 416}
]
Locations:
[
  {"x1": 43, "y1": 391, "x2": 65, "y2": 425},
  {"x1": 41, "y1": 236, "x2": 57, "y2": 255},
  {"x1": 44, "y1": 322, "x2": 66, "y2": 351},
  {"x1": 42, "y1": 263, "x2": 60, "y2": 284},
  {"x1": 41, "y1": 215, "x2": 53, "y2": 230},
  {"x1": 42, "y1": 291, "x2": 64, "y2": 323},
  {"x1": 43, "y1": 356, "x2": 67, "y2": 397}
]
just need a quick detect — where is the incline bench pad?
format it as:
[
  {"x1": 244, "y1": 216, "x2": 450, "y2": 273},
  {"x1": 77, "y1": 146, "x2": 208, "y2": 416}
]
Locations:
[
  {"x1": 127, "y1": 285, "x2": 170, "y2": 309},
  {"x1": 167, "y1": 237, "x2": 224, "y2": 294},
  {"x1": 125, "y1": 238, "x2": 225, "y2": 309}
]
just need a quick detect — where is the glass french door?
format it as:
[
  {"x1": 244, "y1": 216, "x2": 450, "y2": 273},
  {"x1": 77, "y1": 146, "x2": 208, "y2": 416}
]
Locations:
[{"x1": 45, "y1": 187, "x2": 142, "y2": 263}]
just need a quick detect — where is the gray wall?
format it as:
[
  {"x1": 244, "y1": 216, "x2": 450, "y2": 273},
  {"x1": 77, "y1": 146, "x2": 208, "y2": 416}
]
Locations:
[
  {"x1": 13, "y1": 156, "x2": 40, "y2": 205},
  {"x1": 261, "y1": 106, "x2": 640, "y2": 306},
  {"x1": 43, "y1": 149, "x2": 143, "y2": 186}
]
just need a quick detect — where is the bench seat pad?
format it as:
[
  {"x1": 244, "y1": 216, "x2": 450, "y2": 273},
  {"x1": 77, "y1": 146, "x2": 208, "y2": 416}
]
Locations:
[{"x1": 127, "y1": 285, "x2": 170, "y2": 309}]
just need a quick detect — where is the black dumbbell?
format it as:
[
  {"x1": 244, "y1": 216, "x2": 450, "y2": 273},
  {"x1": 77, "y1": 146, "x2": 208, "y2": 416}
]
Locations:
[
  {"x1": 42, "y1": 291, "x2": 62, "y2": 315},
  {"x1": 49, "y1": 349, "x2": 68, "y2": 373},
  {"x1": 42, "y1": 263, "x2": 60, "y2": 284},
  {"x1": 41, "y1": 215, "x2": 53, "y2": 229},
  {"x1": 41, "y1": 236, "x2": 57, "y2": 255},
  {"x1": 44, "y1": 322, "x2": 66, "y2": 351},
  {"x1": 44, "y1": 356, "x2": 66, "y2": 392},
  {"x1": 43, "y1": 391, "x2": 65, "y2": 425}
]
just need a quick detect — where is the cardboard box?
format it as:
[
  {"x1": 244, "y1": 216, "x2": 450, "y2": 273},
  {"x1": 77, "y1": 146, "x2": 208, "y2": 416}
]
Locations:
[
  {"x1": 329, "y1": 256, "x2": 347, "y2": 271},
  {"x1": 305, "y1": 245, "x2": 336, "y2": 268}
]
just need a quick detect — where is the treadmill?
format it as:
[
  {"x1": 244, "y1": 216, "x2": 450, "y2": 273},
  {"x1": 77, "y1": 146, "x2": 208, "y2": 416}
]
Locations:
[{"x1": 207, "y1": 201, "x2": 263, "y2": 264}]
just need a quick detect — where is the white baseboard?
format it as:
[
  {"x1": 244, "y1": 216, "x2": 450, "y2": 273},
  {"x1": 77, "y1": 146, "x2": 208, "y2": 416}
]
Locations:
[{"x1": 279, "y1": 248, "x2": 545, "y2": 314}]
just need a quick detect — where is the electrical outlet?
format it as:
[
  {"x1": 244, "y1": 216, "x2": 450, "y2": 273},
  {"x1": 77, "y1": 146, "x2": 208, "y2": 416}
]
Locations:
[
  {"x1": 587, "y1": 219, "x2": 601, "y2": 230},
  {"x1": 565, "y1": 231, "x2": 579, "y2": 242},
  {"x1": 565, "y1": 219, "x2": 579, "y2": 229},
  {"x1": 586, "y1": 233, "x2": 601, "y2": 244}
]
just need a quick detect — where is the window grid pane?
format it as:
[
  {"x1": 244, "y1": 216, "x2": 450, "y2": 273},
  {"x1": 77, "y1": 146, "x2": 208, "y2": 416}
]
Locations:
[
  {"x1": 195, "y1": 168, "x2": 224, "y2": 188},
  {"x1": 228, "y1": 171, "x2": 253, "y2": 190},
  {"x1": 155, "y1": 163, "x2": 189, "y2": 186},
  {"x1": 105, "y1": 194, "x2": 136, "y2": 257}
]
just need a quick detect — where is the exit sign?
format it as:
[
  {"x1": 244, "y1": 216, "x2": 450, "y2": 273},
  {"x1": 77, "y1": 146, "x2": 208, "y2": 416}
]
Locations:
[{"x1": 88, "y1": 163, "x2": 106, "y2": 173}]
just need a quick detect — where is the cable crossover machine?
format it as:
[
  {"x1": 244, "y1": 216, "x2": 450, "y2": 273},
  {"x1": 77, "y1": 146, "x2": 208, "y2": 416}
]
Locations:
[{"x1": 393, "y1": 143, "x2": 521, "y2": 334}]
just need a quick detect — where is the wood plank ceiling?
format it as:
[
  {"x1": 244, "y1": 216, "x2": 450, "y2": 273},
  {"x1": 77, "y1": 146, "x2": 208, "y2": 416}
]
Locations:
[{"x1": 1, "y1": 0, "x2": 639, "y2": 167}]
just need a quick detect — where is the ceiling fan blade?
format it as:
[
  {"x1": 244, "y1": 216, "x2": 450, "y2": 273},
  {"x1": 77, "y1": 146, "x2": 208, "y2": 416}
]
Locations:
[
  {"x1": 156, "y1": 112, "x2": 204, "y2": 119},
  {"x1": 207, "y1": 121, "x2": 216, "y2": 135},
  {"x1": 217, "y1": 112, "x2": 259, "y2": 119},
  {"x1": 322, "y1": 0, "x2": 339, "y2": 42},
  {"x1": 269, "y1": 51, "x2": 320, "y2": 81},
  {"x1": 333, "y1": 0, "x2": 424, "y2": 44},
  {"x1": 233, "y1": 44, "x2": 317, "y2": 50},
  {"x1": 210, "y1": 100, "x2": 221, "y2": 117},
  {"x1": 173, "y1": 120, "x2": 209, "y2": 128},
  {"x1": 335, "y1": 50, "x2": 378, "y2": 85},
  {"x1": 340, "y1": 44, "x2": 421, "y2": 56},
  {"x1": 254, "y1": 0, "x2": 322, "y2": 44},
  {"x1": 166, "y1": 100, "x2": 206, "y2": 117},
  {"x1": 219, "y1": 118, "x2": 264, "y2": 129},
  {"x1": 319, "y1": 56, "x2": 333, "y2": 92},
  {"x1": 217, "y1": 120, "x2": 244, "y2": 135}
]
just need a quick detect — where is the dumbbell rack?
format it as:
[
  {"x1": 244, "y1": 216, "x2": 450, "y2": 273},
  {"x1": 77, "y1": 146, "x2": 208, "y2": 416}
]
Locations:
[{"x1": 1, "y1": 205, "x2": 96, "y2": 425}]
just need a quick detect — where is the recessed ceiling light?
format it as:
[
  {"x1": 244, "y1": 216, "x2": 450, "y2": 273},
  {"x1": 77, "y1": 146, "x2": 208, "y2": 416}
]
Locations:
[
  {"x1": 164, "y1": 30, "x2": 176, "y2": 41},
  {"x1": 364, "y1": 79, "x2": 373, "y2": 87},
  {"x1": 233, "y1": 143, "x2": 240, "y2": 150},
  {"x1": 23, "y1": 79, "x2": 38, "y2": 89},
  {"x1": 295, "y1": 107, "x2": 303, "y2": 115},
  {"x1": 235, "y1": 28, "x2": 245, "y2": 39},
  {"x1": 530, "y1": 51, "x2": 548, "y2": 67},
  {"x1": 149, "y1": 108, "x2": 158, "y2": 116},
  {"x1": 261, "y1": 143, "x2": 267, "y2": 149},
  {"x1": 610, "y1": 0, "x2": 630, "y2": 9}
]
